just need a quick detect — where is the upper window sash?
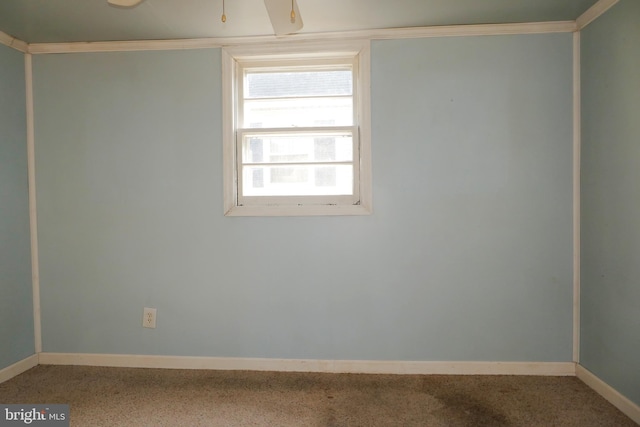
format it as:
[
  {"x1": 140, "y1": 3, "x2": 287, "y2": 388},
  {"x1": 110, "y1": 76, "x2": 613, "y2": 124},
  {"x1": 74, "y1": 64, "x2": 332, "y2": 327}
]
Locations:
[{"x1": 238, "y1": 60, "x2": 357, "y2": 130}]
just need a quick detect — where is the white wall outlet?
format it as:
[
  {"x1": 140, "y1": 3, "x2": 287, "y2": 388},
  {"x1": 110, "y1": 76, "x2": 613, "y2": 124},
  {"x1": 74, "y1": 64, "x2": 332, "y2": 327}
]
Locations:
[{"x1": 143, "y1": 307, "x2": 157, "y2": 328}]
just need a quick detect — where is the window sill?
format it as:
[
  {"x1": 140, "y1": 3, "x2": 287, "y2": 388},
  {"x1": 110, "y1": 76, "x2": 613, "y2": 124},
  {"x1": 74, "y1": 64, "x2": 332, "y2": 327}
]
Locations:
[{"x1": 224, "y1": 204, "x2": 372, "y2": 217}]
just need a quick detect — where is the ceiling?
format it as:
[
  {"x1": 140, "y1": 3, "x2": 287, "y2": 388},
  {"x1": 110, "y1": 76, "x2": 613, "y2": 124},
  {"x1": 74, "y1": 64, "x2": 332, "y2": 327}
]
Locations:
[{"x1": 0, "y1": 0, "x2": 598, "y2": 44}]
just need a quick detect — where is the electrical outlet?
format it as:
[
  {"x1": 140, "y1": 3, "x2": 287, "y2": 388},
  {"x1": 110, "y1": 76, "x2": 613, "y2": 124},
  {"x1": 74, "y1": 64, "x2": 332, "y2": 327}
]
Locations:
[{"x1": 143, "y1": 307, "x2": 157, "y2": 328}]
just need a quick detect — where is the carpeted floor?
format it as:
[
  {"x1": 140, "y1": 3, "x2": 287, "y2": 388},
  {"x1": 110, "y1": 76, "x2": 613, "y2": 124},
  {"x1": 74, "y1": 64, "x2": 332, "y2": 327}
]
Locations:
[{"x1": 0, "y1": 366, "x2": 636, "y2": 426}]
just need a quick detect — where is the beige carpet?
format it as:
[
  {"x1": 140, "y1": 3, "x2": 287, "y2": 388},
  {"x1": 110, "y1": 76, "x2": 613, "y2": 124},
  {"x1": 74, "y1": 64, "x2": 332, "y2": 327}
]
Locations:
[{"x1": 0, "y1": 365, "x2": 636, "y2": 426}]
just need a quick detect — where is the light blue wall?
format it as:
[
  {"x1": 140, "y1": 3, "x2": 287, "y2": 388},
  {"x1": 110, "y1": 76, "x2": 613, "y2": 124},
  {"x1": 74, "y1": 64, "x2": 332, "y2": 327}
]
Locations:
[
  {"x1": 0, "y1": 44, "x2": 34, "y2": 369},
  {"x1": 32, "y1": 33, "x2": 573, "y2": 361},
  {"x1": 581, "y1": 0, "x2": 640, "y2": 406}
]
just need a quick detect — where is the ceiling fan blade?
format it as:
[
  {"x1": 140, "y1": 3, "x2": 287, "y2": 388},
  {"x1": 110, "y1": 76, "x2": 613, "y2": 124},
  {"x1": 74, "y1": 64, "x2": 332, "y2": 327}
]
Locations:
[
  {"x1": 108, "y1": 0, "x2": 145, "y2": 7},
  {"x1": 264, "y1": 0, "x2": 303, "y2": 36}
]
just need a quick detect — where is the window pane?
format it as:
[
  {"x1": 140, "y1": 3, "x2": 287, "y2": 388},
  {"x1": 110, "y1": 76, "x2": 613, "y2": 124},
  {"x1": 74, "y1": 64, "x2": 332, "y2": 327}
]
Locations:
[
  {"x1": 243, "y1": 133, "x2": 353, "y2": 164},
  {"x1": 244, "y1": 97, "x2": 353, "y2": 128},
  {"x1": 242, "y1": 165, "x2": 353, "y2": 196},
  {"x1": 245, "y1": 70, "x2": 352, "y2": 99},
  {"x1": 314, "y1": 137, "x2": 337, "y2": 162}
]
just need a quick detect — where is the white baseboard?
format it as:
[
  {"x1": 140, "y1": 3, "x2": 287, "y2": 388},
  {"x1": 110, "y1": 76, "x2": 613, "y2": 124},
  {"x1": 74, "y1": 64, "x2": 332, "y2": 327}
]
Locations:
[
  {"x1": 38, "y1": 353, "x2": 575, "y2": 376},
  {"x1": 576, "y1": 364, "x2": 640, "y2": 425},
  {"x1": 0, "y1": 354, "x2": 39, "y2": 384}
]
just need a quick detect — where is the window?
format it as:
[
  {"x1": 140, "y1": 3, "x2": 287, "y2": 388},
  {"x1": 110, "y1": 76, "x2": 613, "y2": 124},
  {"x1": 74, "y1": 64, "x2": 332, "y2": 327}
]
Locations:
[{"x1": 222, "y1": 41, "x2": 372, "y2": 216}]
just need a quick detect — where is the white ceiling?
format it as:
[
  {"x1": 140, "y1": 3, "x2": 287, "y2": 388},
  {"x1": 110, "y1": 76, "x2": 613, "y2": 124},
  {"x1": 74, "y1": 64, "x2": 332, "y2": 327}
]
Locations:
[{"x1": 0, "y1": 0, "x2": 598, "y2": 44}]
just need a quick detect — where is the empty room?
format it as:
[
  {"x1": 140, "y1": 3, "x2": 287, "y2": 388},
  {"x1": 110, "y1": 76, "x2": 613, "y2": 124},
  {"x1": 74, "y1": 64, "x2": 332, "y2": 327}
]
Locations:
[{"x1": 0, "y1": 0, "x2": 638, "y2": 425}]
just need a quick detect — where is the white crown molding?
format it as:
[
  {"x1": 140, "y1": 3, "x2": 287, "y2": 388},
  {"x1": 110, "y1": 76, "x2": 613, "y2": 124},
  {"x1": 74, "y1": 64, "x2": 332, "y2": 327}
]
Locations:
[
  {"x1": 0, "y1": 31, "x2": 28, "y2": 53},
  {"x1": 27, "y1": 21, "x2": 576, "y2": 55},
  {"x1": 576, "y1": 0, "x2": 619, "y2": 30},
  {"x1": 0, "y1": 355, "x2": 38, "y2": 384},
  {"x1": 38, "y1": 353, "x2": 576, "y2": 376},
  {"x1": 576, "y1": 365, "x2": 640, "y2": 425},
  {"x1": 28, "y1": 38, "x2": 224, "y2": 55},
  {"x1": 366, "y1": 20, "x2": 576, "y2": 40}
]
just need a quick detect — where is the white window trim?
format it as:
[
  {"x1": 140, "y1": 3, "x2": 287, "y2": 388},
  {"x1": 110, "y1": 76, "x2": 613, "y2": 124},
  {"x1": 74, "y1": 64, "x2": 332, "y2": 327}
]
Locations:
[{"x1": 222, "y1": 40, "x2": 372, "y2": 217}]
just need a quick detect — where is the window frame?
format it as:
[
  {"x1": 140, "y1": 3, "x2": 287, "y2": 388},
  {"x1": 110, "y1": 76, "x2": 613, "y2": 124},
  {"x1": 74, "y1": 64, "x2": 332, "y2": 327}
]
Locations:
[{"x1": 222, "y1": 40, "x2": 372, "y2": 217}]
